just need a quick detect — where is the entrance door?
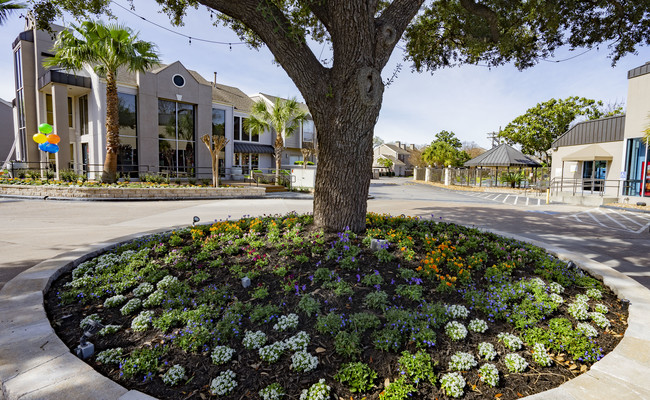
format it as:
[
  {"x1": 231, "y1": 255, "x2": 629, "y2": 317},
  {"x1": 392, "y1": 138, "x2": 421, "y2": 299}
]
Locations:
[
  {"x1": 583, "y1": 160, "x2": 607, "y2": 191},
  {"x1": 81, "y1": 143, "x2": 89, "y2": 178}
]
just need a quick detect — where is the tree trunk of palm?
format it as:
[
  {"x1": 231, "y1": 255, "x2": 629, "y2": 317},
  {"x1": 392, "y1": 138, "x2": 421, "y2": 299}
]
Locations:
[
  {"x1": 275, "y1": 135, "x2": 283, "y2": 186},
  {"x1": 102, "y1": 70, "x2": 119, "y2": 183}
]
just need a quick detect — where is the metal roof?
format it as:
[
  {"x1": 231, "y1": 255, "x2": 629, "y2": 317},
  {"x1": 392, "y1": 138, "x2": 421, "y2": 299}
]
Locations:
[
  {"x1": 628, "y1": 62, "x2": 650, "y2": 79},
  {"x1": 562, "y1": 144, "x2": 614, "y2": 161},
  {"x1": 233, "y1": 142, "x2": 275, "y2": 154},
  {"x1": 464, "y1": 144, "x2": 541, "y2": 167},
  {"x1": 551, "y1": 114, "x2": 625, "y2": 148}
]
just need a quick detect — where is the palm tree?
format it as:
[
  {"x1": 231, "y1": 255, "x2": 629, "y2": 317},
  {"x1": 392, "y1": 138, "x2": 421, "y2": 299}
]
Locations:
[
  {"x1": 245, "y1": 98, "x2": 307, "y2": 185},
  {"x1": 44, "y1": 21, "x2": 159, "y2": 183},
  {"x1": 0, "y1": 0, "x2": 25, "y2": 25}
]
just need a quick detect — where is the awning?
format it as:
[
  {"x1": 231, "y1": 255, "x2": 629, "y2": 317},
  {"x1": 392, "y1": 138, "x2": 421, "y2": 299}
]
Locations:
[
  {"x1": 562, "y1": 144, "x2": 613, "y2": 161},
  {"x1": 233, "y1": 142, "x2": 275, "y2": 154}
]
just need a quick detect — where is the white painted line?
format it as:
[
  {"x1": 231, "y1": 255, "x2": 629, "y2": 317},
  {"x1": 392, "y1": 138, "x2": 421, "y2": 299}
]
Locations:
[
  {"x1": 492, "y1": 194, "x2": 502, "y2": 201},
  {"x1": 537, "y1": 199, "x2": 541, "y2": 206},
  {"x1": 585, "y1": 211, "x2": 609, "y2": 228},
  {"x1": 607, "y1": 209, "x2": 645, "y2": 226},
  {"x1": 513, "y1": 196, "x2": 519, "y2": 205},
  {"x1": 503, "y1": 195, "x2": 511, "y2": 203},
  {"x1": 597, "y1": 209, "x2": 631, "y2": 230},
  {"x1": 635, "y1": 222, "x2": 650, "y2": 234},
  {"x1": 526, "y1": 197, "x2": 530, "y2": 206}
]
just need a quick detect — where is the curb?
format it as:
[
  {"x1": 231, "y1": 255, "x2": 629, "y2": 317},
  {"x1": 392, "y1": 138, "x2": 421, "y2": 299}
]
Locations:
[
  {"x1": 2, "y1": 227, "x2": 650, "y2": 399},
  {"x1": 601, "y1": 204, "x2": 650, "y2": 215}
]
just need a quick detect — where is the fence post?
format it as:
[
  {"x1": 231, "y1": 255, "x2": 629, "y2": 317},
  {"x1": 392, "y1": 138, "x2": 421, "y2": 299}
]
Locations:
[
  {"x1": 425, "y1": 166, "x2": 432, "y2": 182},
  {"x1": 444, "y1": 166, "x2": 451, "y2": 186}
]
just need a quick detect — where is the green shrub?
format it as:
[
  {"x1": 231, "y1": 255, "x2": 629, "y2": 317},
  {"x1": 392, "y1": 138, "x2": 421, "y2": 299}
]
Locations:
[{"x1": 334, "y1": 362, "x2": 377, "y2": 393}]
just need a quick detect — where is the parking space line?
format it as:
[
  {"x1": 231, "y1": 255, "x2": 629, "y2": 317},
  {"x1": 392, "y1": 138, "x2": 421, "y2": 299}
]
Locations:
[
  {"x1": 585, "y1": 211, "x2": 609, "y2": 228},
  {"x1": 635, "y1": 222, "x2": 650, "y2": 234},
  {"x1": 513, "y1": 196, "x2": 518, "y2": 205},
  {"x1": 597, "y1": 209, "x2": 632, "y2": 230},
  {"x1": 503, "y1": 195, "x2": 510, "y2": 203}
]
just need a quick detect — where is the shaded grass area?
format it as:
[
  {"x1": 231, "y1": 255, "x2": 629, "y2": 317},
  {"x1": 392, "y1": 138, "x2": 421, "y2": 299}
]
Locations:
[{"x1": 46, "y1": 213, "x2": 627, "y2": 399}]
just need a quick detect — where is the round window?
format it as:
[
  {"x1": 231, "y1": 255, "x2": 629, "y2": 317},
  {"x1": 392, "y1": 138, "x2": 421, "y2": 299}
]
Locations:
[{"x1": 172, "y1": 74, "x2": 185, "y2": 88}]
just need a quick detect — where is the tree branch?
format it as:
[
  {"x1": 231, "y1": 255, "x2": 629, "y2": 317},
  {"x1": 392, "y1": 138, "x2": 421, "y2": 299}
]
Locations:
[
  {"x1": 459, "y1": 0, "x2": 500, "y2": 42},
  {"x1": 199, "y1": 0, "x2": 330, "y2": 106},
  {"x1": 374, "y1": 0, "x2": 425, "y2": 69}
]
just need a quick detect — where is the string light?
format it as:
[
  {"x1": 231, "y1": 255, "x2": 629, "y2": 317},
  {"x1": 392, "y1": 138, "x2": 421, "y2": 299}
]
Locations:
[{"x1": 111, "y1": 0, "x2": 245, "y2": 47}]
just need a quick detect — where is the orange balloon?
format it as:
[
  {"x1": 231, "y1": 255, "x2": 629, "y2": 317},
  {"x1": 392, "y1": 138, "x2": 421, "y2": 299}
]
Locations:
[{"x1": 46, "y1": 134, "x2": 60, "y2": 144}]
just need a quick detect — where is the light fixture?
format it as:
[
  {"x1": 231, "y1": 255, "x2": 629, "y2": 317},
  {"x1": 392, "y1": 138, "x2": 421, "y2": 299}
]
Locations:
[
  {"x1": 75, "y1": 320, "x2": 104, "y2": 359},
  {"x1": 193, "y1": 216, "x2": 200, "y2": 226}
]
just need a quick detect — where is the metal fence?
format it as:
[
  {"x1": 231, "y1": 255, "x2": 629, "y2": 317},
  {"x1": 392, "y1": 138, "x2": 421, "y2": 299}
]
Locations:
[
  {"x1": 414, "y1": 166, "x2": 550, "y2": 189},
  {"x1": 549, "y1": 178, "x2": 622, "y2": 197}
]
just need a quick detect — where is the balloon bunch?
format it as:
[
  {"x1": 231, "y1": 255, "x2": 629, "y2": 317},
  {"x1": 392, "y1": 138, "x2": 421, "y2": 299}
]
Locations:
[{"x1": 32, "y1": 123, "x2": 60, "y2": 153}]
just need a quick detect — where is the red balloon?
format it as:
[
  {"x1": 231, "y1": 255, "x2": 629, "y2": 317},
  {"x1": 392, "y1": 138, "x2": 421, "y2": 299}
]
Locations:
[{"x1": 46, "y1": 134, "x2": 60, "y2": 144}]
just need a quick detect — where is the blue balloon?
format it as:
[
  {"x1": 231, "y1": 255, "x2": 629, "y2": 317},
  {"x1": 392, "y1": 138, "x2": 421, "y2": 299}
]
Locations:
[
  {"x1": 48, "y1": 143, "x2": 60, "y2": 153},
  {"x1": 38, "y1": 143, "x2": 48, "y2": 152}
]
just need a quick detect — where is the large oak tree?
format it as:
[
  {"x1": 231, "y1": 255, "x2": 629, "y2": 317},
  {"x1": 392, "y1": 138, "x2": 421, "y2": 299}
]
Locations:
[{"x1": 33, "y1": 0, "x2": 650, "y2": 232}]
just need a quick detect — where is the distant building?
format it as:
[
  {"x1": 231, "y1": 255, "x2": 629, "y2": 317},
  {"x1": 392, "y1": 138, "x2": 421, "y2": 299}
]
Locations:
[
  {"x1": 373, "y1": 141, "x2": 417, "y2": 176},
  {"x1": 10, "y1": 19, "x2": 314, "y2": 179},
  {"x1": 0, "y1": 98, "x2": 15, "y2": 164}
]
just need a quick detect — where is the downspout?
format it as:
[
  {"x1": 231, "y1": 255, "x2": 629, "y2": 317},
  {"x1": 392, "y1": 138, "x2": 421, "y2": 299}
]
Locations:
[{"x1": 643, "y1": 143, "x2": 649, "y2": 198}]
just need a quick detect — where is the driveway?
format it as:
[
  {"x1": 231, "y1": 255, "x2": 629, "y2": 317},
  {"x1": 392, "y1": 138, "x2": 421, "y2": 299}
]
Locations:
[{"x1": 1, "y1": 179, "x2": 648, "y2": 290}]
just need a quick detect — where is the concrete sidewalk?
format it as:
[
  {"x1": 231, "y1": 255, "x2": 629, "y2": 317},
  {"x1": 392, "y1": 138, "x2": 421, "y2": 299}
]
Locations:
[{"x1": 2, "y1": 196, "x2": 650, "y2": 399}]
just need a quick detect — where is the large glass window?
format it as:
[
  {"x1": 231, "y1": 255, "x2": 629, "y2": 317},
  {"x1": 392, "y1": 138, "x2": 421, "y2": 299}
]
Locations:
[
  {"x1": 158, "y1": 99, "x2": 196, "y2": 176},
  {"x1": 624, "y1": 138, "x2": 647, "y2": 196},
  {"x1": 234, "y1": 153, "x2": 259, "y2": 175},
  {"x1": 79, "y1": 95, "x2": 88, "y2": 135},
  {"x1": 212, "y1": 108, "x2": 225, "y2": 136},
  {"x1": 14, "y1": 47, "x2": 26, "y2": 161},
  {"x1": 303, "y1": 119, "x2": 314, "y2": 142},
  {"x1": 118, "y1": 93, "x2": 138, "y2": 175},
  {"x1": 67, "y1": 97, "x2": 73, "y2": 127},
  {"x1": 234, "y1": 116, "x2": 257, "y2": 142},
  {"x1": 45, "y1": 94, "x2": 54, "y2": 125}
]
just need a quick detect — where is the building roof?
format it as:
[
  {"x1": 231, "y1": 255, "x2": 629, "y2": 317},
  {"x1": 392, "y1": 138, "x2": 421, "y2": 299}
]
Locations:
[
  {"x1": 562, "y1": 144, "x2": 615, "y2": 161},
  {"x1": 383, "y1": 143, "x2": 411, "y2": 155},
  {"x1": 628, "y1": 61, "x2": 650, "y2": 80},
  {"x1": 115, "y1": 63, "x2": 253, "y2": 112},
  {"x1": 254, "y1": 93, "x2": 310, "y2": 114},
  {"x1": 464, "y1": 144, "x2": 541, "y2": 167},
  {"x1": 551, "y1": 114, "x2": 625, "y2": 149},
  {"x1": 375, "y1": 154, "x2": 406, "y2": 167}
]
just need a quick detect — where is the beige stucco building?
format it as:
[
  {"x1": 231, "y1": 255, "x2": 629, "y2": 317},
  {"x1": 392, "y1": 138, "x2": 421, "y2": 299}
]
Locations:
[{"x1": 10, "y1": 19, "x2": 315, "y2": 180}]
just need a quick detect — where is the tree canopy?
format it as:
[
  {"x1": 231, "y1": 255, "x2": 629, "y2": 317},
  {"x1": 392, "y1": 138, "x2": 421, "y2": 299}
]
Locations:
[
  {"x1": 421, "y1": 131, "x2": 469, "y2": 167},
  {"x1": 32, "y1": 0, "x2": 650, "y2": 232},
  {"x1": 498, "y1": 96, "x2": 624, "y2": 162},
  {"x1": 433, "y1": 130, "x2": 462, "y2": 149}
]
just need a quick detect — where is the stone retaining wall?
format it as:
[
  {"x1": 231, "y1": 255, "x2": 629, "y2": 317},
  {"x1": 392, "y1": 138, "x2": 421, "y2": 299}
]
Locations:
[{"x1": 0, "y1": 184, "x2": 266, "y2": 199}]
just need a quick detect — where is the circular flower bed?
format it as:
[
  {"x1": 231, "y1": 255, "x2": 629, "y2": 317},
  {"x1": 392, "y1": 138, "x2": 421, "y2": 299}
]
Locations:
[{"x1": 46, "y1": 213, "x2": 628, "y2": 399}]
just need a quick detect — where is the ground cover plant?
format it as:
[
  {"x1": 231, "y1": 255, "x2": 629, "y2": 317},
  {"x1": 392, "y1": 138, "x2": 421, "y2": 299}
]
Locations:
[{"x1": 46, "y1": 213, "x2": 628, "y2": 399}]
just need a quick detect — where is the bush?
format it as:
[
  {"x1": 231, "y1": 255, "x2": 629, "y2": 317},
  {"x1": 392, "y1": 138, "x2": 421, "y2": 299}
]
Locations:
[{"x1": 335, "y1": 362, "x2": 377, "y2": 393}]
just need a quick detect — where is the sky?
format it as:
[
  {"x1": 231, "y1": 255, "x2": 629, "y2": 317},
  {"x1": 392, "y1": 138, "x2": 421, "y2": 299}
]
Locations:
[{"x1": 1, "y1": 1, "x2": 650, "y2": 150}]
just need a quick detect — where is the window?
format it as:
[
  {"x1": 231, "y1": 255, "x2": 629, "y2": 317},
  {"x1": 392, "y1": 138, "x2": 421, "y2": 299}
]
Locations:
[
  {"x1": 118, "y1": 93, "x2": 138, "y2": 175},
  {"x1": 14, "y1": 47, "x2": 26, "y2": 161},
  {"x1": 212, "y1": 108, "x2": 225, "y2": 136},
  {"x1": 67, "y1": 97, "x2": 73, "y2": 127},
  {"x1": 158, "y1": 99, "x2": 196, "y2": 176},
  {"x1": 234, "y1": 115, "x2": 258, "y2": 142},
  {"x1": 172, "y1": 74, "x2": 185, "y2": 88},
  {"x1": 303, "y1": 119, "x2": 314, "y2": 142},
  {"x1": 45, "y1": 94, "x2": 54, "y2": 125},
  {"x1": 79, "y1": 96, "x2": 88, "y2": 135},
  {"x1": 234, "y1": 153, "x2": 259, "y2": 175}
]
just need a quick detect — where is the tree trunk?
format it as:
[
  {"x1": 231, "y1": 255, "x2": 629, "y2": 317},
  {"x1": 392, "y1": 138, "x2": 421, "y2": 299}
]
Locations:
[
  {"x1": 101, "y1": 69, "x2": 119, "y2": 183},
  {"x1": 213, "y1": 153, "x2": 218, "y2": 187},
  {"x1": 275, "y1": 134, "x2": 283, "y2": 185}
]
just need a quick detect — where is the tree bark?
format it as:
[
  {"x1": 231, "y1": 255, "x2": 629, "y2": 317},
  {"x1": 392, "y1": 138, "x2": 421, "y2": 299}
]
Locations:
[
  {"x1": 198, "y1": 0, "x2": 425, "y2": 232},
  {"x1": 275, "y1": 133, "x2": 283, "y2": 185},
  {"x1": 102, "y1": 69, "x2": 120, "y2": 183}
]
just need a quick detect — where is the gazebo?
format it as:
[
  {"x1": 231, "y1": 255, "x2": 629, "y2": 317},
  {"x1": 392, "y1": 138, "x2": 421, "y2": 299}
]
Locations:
[{"x1": 464, "y1": 144, "x2": 542, "y2": 187}]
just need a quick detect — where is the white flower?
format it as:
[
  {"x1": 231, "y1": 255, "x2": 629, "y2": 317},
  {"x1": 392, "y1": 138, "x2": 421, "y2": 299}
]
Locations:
[
  {"x1": 504, "y1": 353, "x2": 528, "y2": 373},
  {"x1": 103, "y1": 294, "x2": 127, "y2": 308},
  {"x1": 449, "y1": 351, "x2": 477, "y2": 371},
  {"x1": 468, "y1": 319, "x2": 488, "y2": 333},
  {"x1": 299, "y1": 379, "x2": 330, "y2": 400},
  {"x1": 440, "y1": 372, "x2": 466, "y2": 398},
  {"x1": 211, "y1": 345, "x2": 235, "y2": 365},
  {"x1": 260, "y1": 342, "x2": 286, "y2": 363},
  {"x1": 549, "y1": 282, "x2": 565, "y2": 294},
  {"x1": 143, "y1": 289, "x2": 164, "y2": 308},
  {"x1": 590, "y1": 312, "x2": 611, "y2": 329},
  {"x1": 284, "y1": 331, "x2": 310, "y2": 352},
  {"x1": 243, "y1": 330, "x2": 267, "y2": 349},
  {"x1": 594, "y1": 303, "x2": 609, "y2": 314},
  {"x1": 157, "y1": 275, "x2": 179, "y2": 290},
  {"x1": 120, "y1": 298, "x2": 142, "y2": 315},
  {"x1": 550, "y1": 293, "x2": 564, "y2": 305},
  {"x1": 445, "y1": 321, "x2": 468, "y2": 341},
  {"x1": 577, "y1": 322, "x2": 599, "y2": 338},
  {"x1": 274, "y1": 313, "x2": 299, "y2": 331},
  {"x1": 446, "y1": 304, "x2": 469, "y2": 319},
  {"x1": 497, "y1": 332, "x2": 523, "y2": 351},
  {"x1": 162, "y1": 364, "x2": 185, "y2": 386},
  {"x1": 98, "y1": 324, "x2": 121, "y2": 336},
  {"x1": 259, "y1": 383, "x2": 286, "y2": 400},
  {"x1": 133, "y1": 282, "x2": 154, "y2": 297},
  {"x1": 478, "y1": 363, "x2": 499, "y2": 387},
  {"x1": 80, "y1": 314, "x2": 102, "y2": 330},
  {"x1": 586, "y1": 288, "x2": 602, "y2": 300},
  {"x1": 210, "y1": 370, "x2": 237, "y2": 396},
  {"x1": 96, "y1": 348, "x2": 123, "y2": 364},
  {"x1": 291, "y1": 351, "x2": 319, "y2": 372},
  {"x1": 131, "y1": 310, "x2": 154, "y2": 332},
  {"x1": 531, "y1": 343, "x2": 552, "y2": 366},
  {"x1": 568, "y1": 301, "x2": 589, "y2": 320},
  {"x1": 477, "y1": 342, "x2": 497, "y2": 361}
]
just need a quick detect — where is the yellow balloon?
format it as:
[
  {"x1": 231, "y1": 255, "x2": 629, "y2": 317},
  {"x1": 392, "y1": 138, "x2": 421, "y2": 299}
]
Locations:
[
  {"x1": 46, "y1": 134, "x2": 61, "y2": 144},
  {"x1": 33, "y1": 133, "x2": 47, "y2": 144}
]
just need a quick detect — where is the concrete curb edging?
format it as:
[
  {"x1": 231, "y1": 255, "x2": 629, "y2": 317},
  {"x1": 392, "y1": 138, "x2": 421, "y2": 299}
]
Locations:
[{"x1": 2, "y1": 228, "x2": 650, "y2": 399}]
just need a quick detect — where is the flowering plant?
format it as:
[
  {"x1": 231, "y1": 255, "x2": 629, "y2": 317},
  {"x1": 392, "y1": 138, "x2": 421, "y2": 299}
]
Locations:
[
  {"x1": 445, "y1": 321, "x2": 468, "y2": 341},
  {"x1": 210, "y1": 369, "x2": 237, "y2": 396},
  {"x1": 162, "y1": 364, "x2": 185, "y2": 386},
  {"x1": 440, "y1": 372, "x2": 466, "y2": 398}
]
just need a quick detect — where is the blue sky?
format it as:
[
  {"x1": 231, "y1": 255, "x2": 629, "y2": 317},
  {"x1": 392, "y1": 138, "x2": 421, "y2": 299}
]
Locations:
[{"x1": 1, "y1": 1, "x2": 649, "y2": 149}]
